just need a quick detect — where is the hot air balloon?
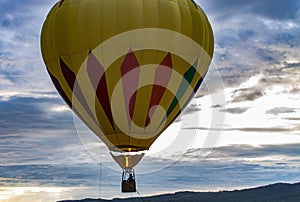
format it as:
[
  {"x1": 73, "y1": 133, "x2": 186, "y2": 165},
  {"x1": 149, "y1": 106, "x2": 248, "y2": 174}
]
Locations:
[{"x1": 41, "y1": 0, "x2": 214, "y2": 192}]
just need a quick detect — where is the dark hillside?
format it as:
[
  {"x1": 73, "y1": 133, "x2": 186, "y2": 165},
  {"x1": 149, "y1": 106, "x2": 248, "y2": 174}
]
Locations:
[{"x1": 59, "y1": 182, "x2": 300, "y2": 202}]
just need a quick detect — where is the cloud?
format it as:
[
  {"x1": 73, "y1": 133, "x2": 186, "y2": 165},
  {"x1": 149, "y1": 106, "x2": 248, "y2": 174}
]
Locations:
[
  {"x1": 201, "y1": 0, "x2": 300, "y2": 20},
  {"x1": 221, "y1": 107, "x2": 249, "y2": 114},
  {"x1": 211, "y1": 104, "x2": 222, "y2": 108},
  {"x1": 0, "y1": 0, "x2": 54, "y2": 57},
  {"x1": 185, "y1": 144, "x2": 300, "y2": 161},
  {"x1": 0, "y1": 74, "x2": 13, "y2": 85},
  {"x1": 182, "y1": 104, "x2": 201, "y2": 115},
  {"x1": 283, "y1": 117, "x2": 300, "y2": 121},
  {"x1": 233, "y1": 127, "x2": 300, "y2": 133},
  {"x1": 135, "y1": 144, "x2": 300, "y2": 194},
  {"x1": 0, "y1": 163, "x2": 109, "y2": 187},
  {"x1": 184, "y1": 125, "x2": 300, "y2": 133},
  {"x1": 0, "y1": 95, "x2": 73, "y2": 134},
  {"x1": 232, "y1": 89, "x2": 264, "y2": 102},
  {"x1": 1, "y1": 144, "x2": 300, "y2": 199},
  {"x1": 0, "y1": 55, "x2": 56, "y2": 102},
  {"x1": 0, "y1": 90, "x2": 102, "y2": 166},
  {"x1": 197, "y1": 0, "x2": 300, "y2": 95},
  {"x1": 267, "y1": 107, "x2": 298, "y2": 116}
]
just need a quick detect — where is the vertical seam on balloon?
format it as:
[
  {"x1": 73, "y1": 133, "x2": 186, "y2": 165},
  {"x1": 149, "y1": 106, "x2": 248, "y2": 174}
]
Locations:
[
  {"x1": 98, "y1": 0, "x2": 103, "y2": 52},
  {"x1": 50, "y1": 7, "x2": 58, "y2": 66},
  {"x1": 137, "y1": 0, "x2": 145, "y2": 150},
  {"x1": 142, "y1": 0, "x2": 145, "y2": 30},
  {"x1": 116, "y1": 0, "x2": 119, "y2": 40},
  {"x1": 135, "y1": 0, "x2": 146, "y2": 150},
  {"x1": 115, "y1": 0, "x2": 122, "y2": 147},
  {"x1": 63, "y1": 1, "x2": 71, "y2": 66},
  {"x1": 186, "y1": 0, "x2": 194, "y2": 45},
  {"x1": 99, "y1": 0, "x2": 104, "y2": 69},
  {"x1": 203, "y1": 9, "x2": 212, "y2": 57},
  {"x1": 157, "y1": 0, "x2": 161, "y2": 29},
  {"x1": 206, "y1": 11, "x2": 214, "y2": 58},
  {"x1": 78, "y1": 0, "x2": 86, "y2": 67},
  {"x1": 199, "y1": 7, "x2": 208, "y2": 57},
  {"x1": 177, "y1": 0, "x2": 183, "y2": 39},
  {"x1": 85, "y1": 3, "x2": 91, "y2": 64},
  {"x1": 200, "y1": 8, "x2": 208, "y2": 56},
  {"x1": 199, "y1": 6, "x2": 213, "y2": 58},
  {"x1": 52, "y1": 5, "x2": 60, "y2": 61}
]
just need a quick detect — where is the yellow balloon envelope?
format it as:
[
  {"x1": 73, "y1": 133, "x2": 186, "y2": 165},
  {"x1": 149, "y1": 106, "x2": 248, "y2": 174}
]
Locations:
[{"x1": 41, "y1": 0, "x2": 214, "y2": 164}]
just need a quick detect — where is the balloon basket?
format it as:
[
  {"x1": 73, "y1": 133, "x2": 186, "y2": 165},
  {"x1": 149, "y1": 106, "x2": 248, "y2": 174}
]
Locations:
[{"x1": 121, "y1": 169, "x2": 136, "y2": 193}]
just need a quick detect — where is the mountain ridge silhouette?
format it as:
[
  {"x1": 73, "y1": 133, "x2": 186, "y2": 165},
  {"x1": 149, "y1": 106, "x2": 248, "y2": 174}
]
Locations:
[{"x1": 59, "y1": 182, "x2": 300, "y2": 202}]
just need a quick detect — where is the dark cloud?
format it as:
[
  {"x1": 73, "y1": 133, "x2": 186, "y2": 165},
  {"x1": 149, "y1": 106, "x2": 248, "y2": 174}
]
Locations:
[
  {"x1": 182, "y1": 104, "x2": 201, "y2": 115},
  {"x1": 289, "y1": 87, "x2": 300, "y2": 94},
  {"x1": 258, "y1": 76, "x2": 285, "y2": 85},
  {"x1": 238, "y1": 30, "x2": 256, "y2": 41},
  {"x1": 185, "y1": 144, "x2": 300, "y2": 160},
  {"x1": 266, "y1": 107, "x2": 297, "y2": 116},
  {"x1": 255, "y1": 48, "x2": 280, "y2": 62},
  {"x1": 216, "y1": 29, "x2": 241, "y2": 48},
  {"x1": 284, "y1": 62, "x2": 300, "y2": 69},
  {"x1": 236, "y1": 127, "x2": 299, "y2": 133},
  {"x1": 211, "y1": 104, "x2": 222, "y2": 108},
  {"x1": 0, "y1": 125, "x2": 102, "y2": 169},
  {"x1": 283, "y1": 117, "x2": 300, "y2": 121},
  {"x1": 184, "y1": 126, "x2": 299, "y2": 133},
  {"x1": 232, "y1": 88, "x2": 264, "y2": 102},
  {"x1": 0, "y1": 95, "x2": 73, "y2": 134},
  {"x1": 274, "y1": 33, "x2": 296, "y2": 45},
  {"x1": 0, "y1": 163, "x2": 110, "y2": 187},
  {"x1": 221, "y1": 107, "x2": 249, "y2": 114}
]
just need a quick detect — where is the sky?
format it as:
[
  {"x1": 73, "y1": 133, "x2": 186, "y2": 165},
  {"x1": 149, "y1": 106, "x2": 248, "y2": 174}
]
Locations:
[{"x1": 0, "y1": 0, "x2": 300, "y2": 201}]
